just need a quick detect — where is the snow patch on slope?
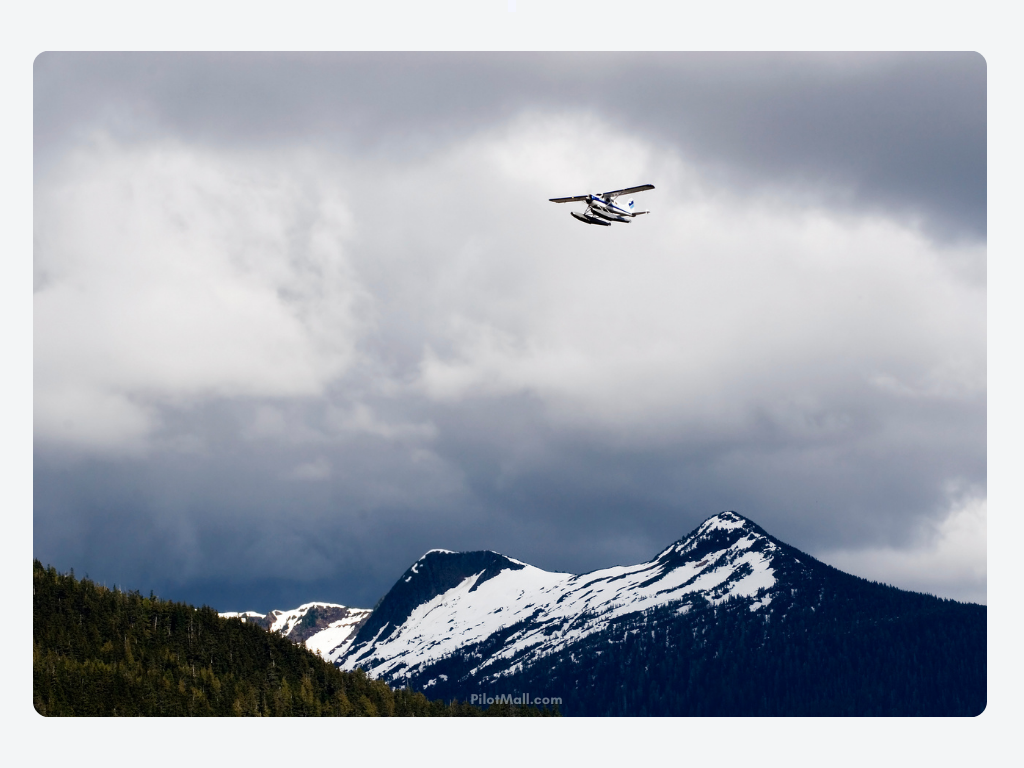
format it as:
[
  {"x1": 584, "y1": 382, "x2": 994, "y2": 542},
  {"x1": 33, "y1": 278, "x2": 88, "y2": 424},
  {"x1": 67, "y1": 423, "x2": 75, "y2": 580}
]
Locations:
[
  {"x1": 220, "y1": 602, "x2": 371, "y2": 658},
  {"x1": 341, "y1": 512, "x2": 778, "y2": 683}
]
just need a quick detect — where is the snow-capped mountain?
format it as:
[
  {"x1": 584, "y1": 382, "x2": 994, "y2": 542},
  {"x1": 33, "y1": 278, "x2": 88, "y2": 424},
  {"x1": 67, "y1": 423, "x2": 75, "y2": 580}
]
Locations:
[
  {"x1": 336, "y1": 511, "x2": 986, "y2": 715},
  {"x1": 220, "y1": 602, "x2": 371, "y2": 660},
  {"x1": 339, "y1": 511, "x2": 779, "y2": 683}
]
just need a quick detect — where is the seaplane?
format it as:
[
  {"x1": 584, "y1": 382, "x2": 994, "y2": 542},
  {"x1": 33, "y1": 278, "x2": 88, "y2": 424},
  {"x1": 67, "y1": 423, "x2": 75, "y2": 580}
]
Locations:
[{"x1": 549, "y1": 184, "x2": 655, "y2": 226}]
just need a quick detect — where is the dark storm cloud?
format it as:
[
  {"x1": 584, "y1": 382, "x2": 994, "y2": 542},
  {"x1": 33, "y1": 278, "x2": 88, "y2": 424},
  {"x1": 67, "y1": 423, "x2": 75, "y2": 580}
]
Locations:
[
  {"x1": 35, "y1": 52, "x2": 985, "y2": 241},
  {"x1": 34, "y1": 52, "x2": 986, "y2": 610},
  {"x1": 34, "y1": 376, "x2": 985, "y2": 608},
  {"x1": 416, "y1": 382, "x2": 986, "y2": 555}
]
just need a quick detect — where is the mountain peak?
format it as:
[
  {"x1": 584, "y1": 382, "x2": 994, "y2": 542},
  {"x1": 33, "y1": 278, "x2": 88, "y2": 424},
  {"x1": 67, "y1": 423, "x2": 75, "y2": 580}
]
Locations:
[
  {"x1": 353, "y1": 549, "x2": 528, "y2": 650},
  {"x1": 698, "y1": 510, "x2": 751, "y2": 531},
  {"x1": 419, "y1": 548, "x2": 455, "y2": 558},
  {"x1": 651, "y1": 510, "x2": 767, "y2": 564}
]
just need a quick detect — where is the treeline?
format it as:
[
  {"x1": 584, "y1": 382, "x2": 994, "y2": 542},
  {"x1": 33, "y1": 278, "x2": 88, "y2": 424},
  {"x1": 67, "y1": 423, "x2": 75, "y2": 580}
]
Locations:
[
  {"x1": 531, "y1": 591, "x2": 987, "y2": 716},
  {"x1": 33, "y1": 561, "x2": 556, "y2": 717}
]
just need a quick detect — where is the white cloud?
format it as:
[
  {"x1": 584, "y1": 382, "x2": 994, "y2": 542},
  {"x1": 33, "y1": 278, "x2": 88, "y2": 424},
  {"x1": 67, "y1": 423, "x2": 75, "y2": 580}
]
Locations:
[
  {"x1": 407, "y1": 114, "x2": 985, "y2": 443},
  {"x1": 817, "y1": 492, "x2": 987, "y2": 604},
  {"x1": 34, "y1": 112, "x2": 985, "y2": 474},
  {"x1": 34, "y1": 136, "x2": 369, "y2": 452}
]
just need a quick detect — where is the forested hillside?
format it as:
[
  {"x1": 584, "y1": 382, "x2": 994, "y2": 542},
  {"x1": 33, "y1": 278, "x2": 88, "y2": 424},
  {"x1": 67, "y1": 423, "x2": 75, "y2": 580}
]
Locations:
[
  {"x1": 420, "y1": 567, "x2": 987, "y2": 716},
  {"x1": 33, "y1": 561, "x2": 555, "y2": 717}
]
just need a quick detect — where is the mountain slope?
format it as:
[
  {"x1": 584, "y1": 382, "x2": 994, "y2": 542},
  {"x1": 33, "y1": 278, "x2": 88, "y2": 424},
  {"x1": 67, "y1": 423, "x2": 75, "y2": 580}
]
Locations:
[
  {"x1": 341, "y1": 513, "x2": 789, "y2": 682},
  {"x1": 220, "y1": 602, "x2": 371, "y2": 661},
  {"x1": 338, "y1": 512, "x2": 986, "y2": 716}
]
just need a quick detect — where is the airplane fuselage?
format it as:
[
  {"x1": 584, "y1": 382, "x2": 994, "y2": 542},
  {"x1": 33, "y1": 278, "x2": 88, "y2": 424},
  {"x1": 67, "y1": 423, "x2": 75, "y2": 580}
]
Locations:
[{"x1": 588, "y1": 194, "x2": 634, "y2": 218}]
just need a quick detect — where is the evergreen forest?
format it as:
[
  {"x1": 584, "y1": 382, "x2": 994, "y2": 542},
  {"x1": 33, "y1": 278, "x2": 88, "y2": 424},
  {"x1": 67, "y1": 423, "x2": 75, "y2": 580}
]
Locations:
[{"x1": 33, "y1": 561, "x2": 557, "y2": 717}]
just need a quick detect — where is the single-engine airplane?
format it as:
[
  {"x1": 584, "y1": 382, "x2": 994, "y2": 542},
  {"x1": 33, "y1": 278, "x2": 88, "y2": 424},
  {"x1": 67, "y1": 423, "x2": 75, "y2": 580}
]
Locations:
[{"x1": 549, "y1": 184, "x2": 655, "y2": 226}]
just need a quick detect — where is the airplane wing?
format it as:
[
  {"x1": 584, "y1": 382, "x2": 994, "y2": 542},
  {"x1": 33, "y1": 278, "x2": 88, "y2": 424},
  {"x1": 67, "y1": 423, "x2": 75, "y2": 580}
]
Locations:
[
  {"x1": 602, "y1": 184, "x2": 655, "y2": 199},
  {"x1": 549, "y1": 194, "x2": 590, "y2": 203}
]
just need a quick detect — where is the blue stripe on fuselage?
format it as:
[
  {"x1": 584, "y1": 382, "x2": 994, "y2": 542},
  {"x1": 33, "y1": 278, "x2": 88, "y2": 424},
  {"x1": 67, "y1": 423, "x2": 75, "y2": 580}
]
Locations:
[{"x1": 588, "y1": 195, "x2": 631, "y2": 216}]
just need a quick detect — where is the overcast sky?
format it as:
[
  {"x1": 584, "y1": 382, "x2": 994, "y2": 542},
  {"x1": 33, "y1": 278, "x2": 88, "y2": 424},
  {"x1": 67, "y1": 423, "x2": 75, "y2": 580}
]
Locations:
[{"x1": 33, "y1": 52, "x2": 986, "y2": 610}]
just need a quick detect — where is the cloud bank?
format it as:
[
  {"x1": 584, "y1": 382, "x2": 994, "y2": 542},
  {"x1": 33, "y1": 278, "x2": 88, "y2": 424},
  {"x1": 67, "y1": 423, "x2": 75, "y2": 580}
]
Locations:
[{"x1": 33, "y1": 54, "x2": 985, "y2": 610}]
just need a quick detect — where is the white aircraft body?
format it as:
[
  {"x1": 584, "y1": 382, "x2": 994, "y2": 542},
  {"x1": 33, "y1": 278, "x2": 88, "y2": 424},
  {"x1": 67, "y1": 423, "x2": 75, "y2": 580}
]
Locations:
[{"x1": 549, "y1": 184, "x2": 655, "y2": 226}]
